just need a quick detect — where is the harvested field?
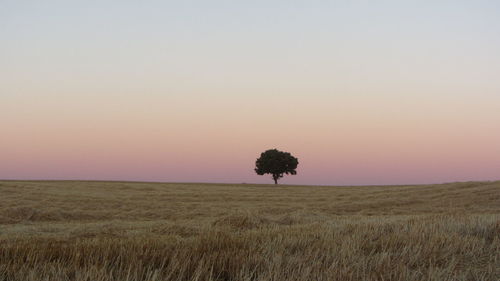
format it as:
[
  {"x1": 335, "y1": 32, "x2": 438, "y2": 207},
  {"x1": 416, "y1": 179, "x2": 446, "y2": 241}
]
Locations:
[{"x1": 0, "y1": 180, "x2": 499, "y2": 281}]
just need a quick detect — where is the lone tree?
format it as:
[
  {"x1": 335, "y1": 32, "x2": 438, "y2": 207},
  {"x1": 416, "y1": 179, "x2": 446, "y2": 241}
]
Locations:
[{"x1": 255, "y1": 149, "x2": 299, "y2": 184}]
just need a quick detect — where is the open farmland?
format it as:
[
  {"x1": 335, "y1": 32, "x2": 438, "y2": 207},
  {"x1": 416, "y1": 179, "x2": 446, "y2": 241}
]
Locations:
[{"x1": 0, "y1": 180, "x2": 499, "y2": 281}]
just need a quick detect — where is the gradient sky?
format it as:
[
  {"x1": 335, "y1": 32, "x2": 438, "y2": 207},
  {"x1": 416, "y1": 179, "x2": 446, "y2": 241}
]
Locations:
[{"x1": 1, "y1": 1, "x2": 500, "y2": 185}]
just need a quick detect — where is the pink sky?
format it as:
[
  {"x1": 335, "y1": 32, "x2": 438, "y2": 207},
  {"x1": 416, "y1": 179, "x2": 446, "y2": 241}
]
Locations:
[{"x1": 2, "y1": 92, "x2": 499, "y2": 185}]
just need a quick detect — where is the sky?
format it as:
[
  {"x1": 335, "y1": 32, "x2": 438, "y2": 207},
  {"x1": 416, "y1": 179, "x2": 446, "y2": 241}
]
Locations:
[{"x1": 1, "y1": 0, "x2": 499, "y2": 185}]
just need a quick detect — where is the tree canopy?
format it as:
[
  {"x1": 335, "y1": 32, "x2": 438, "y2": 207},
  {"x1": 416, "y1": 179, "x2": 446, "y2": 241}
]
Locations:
[{"x1": 255, "y1": 149, "x2": 299, "y2": 184}]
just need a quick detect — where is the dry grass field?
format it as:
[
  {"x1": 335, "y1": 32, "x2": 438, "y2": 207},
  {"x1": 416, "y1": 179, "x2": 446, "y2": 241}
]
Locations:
[{"x1": 0, "y1": 180, "x2": 499, "y2": 281}]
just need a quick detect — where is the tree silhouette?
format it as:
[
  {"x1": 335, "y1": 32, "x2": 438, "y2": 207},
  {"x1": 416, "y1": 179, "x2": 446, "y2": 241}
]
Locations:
[{"x1": 255, "y1": 149, "x2": 299, "y2": 184}]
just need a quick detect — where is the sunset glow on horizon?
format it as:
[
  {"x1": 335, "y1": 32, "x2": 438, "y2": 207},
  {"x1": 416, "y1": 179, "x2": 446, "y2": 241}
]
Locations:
[{"x1": 1, "y1": 1, "x2": 499, "y2": 185}]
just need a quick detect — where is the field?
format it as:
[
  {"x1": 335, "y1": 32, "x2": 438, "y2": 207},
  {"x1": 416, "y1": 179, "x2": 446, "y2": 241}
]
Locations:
[{"x1": 0, "y1": 180, "x2": 499, "y2": 281}]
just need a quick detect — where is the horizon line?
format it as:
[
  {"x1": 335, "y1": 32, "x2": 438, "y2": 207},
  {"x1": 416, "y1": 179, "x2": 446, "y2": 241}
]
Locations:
[{"x1": 1, "y1": 178, "x2": 498, "y2": 188}]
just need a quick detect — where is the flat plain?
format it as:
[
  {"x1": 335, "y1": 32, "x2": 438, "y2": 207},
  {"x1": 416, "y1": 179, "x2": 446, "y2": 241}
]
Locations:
[{"x1": 0, "y1": 180, "x2": 499, "y2": 281}]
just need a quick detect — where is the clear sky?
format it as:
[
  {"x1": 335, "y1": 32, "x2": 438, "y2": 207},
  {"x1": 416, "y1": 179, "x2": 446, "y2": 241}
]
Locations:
[{"x1": 1, "y1": 1, "x2": 499, "y2": 185}]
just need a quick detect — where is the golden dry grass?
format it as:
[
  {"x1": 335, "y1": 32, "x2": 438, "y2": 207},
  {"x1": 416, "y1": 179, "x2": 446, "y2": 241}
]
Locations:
[{"x1": 0, "y1": 180, "x2": 499, "y2": 281}]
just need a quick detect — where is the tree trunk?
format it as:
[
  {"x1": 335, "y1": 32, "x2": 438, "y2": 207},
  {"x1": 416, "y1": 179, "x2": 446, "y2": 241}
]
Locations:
[{"x1": 273, "y1": 175, "x2": 278, "y2": 185}]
